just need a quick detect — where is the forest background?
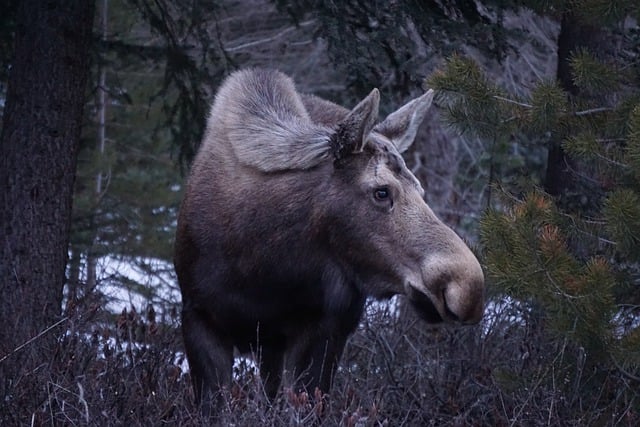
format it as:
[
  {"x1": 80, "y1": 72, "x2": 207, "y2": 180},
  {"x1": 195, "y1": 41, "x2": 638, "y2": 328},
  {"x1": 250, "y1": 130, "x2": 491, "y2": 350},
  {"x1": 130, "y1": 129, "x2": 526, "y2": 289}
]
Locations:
[{"x1": 0, "y1": 0, "x2": 639, "y2": 425}]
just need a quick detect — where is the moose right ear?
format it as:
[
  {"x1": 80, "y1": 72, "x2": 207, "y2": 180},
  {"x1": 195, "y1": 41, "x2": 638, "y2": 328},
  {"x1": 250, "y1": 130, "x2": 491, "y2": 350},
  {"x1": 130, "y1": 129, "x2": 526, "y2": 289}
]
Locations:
[
  {"x1": 373, "y1": 89, "x2": 434, "y2": 153},
  {"x1": 331, "y1": 89, "x2": 380, "y2": 160}
]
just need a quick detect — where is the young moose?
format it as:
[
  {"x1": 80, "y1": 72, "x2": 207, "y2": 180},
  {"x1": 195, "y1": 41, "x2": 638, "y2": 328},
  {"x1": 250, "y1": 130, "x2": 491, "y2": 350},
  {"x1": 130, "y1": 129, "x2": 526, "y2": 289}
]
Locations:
[{"x1": 174, "y1": 69, "x2": 485, "y2": 406}]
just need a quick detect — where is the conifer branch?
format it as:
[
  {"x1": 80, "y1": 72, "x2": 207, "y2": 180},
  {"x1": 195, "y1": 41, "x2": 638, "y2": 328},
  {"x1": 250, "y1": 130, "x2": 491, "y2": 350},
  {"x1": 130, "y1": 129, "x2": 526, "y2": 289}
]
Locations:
[
  {"x1": 564, "y1": 160, "x2": 601, "y2": 186},
  {"x1": 594, "y1": 152, "x2": 629, "y2": 168},
  {"x1": 493, "y1": 95, "x2": 532, "y2": 108},
  {"x1": 596, "y1": 138, "x2": 625, "y2": 144},
  {"x1": 559, "y1": 213, "x2": 616, "y2": 245},
  {"x1": 545, "y1": 271, "x2": 585, "y2": 301},
  {"x1": 492, "y1": 95, "x2": 613, "y2": 118},
  {"x1": 573, "y1": 107, "x2": 613, "y2": 116}
]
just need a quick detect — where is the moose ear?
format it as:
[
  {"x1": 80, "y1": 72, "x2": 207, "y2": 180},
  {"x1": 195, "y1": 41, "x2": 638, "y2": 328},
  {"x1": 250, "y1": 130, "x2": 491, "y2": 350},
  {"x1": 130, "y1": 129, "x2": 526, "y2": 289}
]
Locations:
[
  {"x1": 373, "y1": 89, "x2": 434, "y2": 153},
  {"x1": 332, "y1": 88, "x2": 380, "y2": 160}
]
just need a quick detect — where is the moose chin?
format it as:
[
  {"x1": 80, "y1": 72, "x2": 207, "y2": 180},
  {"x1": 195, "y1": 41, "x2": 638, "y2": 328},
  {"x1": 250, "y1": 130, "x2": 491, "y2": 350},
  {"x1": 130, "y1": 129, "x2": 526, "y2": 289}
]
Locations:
[{"x1": 174, "y1": 68, "x2": 485, "y2": 410}]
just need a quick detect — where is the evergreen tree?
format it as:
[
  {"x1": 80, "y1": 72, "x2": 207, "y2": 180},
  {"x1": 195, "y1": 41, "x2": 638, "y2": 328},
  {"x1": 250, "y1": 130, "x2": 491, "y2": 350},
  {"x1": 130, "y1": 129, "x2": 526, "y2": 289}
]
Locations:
[
  {"x1": 0, "y1": 0, "x2": 95, "y2": 420},
  {"x1": 429, "y1": 2, "x2": 640, "y2": 421},
  {"x1": 68, "y1": 0, "x2": 224, "y2": 313},
  {"x1": 275, "y1": 0, "x2": 516, "y2": 99}
]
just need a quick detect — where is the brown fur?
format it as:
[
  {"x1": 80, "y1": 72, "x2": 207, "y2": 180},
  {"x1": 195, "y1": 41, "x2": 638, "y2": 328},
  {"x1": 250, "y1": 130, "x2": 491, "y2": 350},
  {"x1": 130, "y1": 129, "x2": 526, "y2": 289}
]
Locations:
[
  {"x1": 300, "y1": 93, "x2": 349, "y2": 126},
  {"x1": 174, "y1": 68, "x2": 485, "y2": 411}
]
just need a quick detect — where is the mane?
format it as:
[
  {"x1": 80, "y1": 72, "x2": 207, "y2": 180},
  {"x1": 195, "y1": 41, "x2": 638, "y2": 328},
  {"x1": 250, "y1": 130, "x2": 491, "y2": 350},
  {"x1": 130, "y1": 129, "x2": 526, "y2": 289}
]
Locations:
[
  {"x1": 208, "y1": 68, "x2": 334, "y2": 172},
  {"x1": 300, "y1": 93, "x2": 349, "y2": 127}
]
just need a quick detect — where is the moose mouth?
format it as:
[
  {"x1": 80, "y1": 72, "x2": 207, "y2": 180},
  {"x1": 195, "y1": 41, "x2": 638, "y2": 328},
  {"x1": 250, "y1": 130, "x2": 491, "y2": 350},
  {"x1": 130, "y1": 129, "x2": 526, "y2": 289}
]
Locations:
[
  {"x1": 407, "y1": 286, "x2": 444, "y2": 323},
  {"x1": 405, "y1": 284, "x2": 458, "y2": 324}
]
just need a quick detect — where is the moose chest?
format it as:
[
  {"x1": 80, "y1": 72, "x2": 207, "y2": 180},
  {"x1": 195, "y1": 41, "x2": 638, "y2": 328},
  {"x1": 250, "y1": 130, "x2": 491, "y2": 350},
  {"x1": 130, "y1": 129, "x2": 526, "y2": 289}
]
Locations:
[{"x1": 209, "y1": 268, "x2": 365, "y2": 353}]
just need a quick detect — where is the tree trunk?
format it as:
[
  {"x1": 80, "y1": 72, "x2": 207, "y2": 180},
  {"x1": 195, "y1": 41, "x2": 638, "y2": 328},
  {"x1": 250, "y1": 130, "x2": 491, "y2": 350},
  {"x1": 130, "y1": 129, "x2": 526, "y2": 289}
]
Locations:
[
  {"x1": 0, "y1": 0, "x2": 95, "y2": 404},
  {"x1": 544, "y1": 11, "x2": 604, "y2": 199}
]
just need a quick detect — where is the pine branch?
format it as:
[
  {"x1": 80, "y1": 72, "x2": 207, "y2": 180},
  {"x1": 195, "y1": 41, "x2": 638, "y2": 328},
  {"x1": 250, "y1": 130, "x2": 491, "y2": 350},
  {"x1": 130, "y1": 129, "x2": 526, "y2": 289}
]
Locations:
[
  {"x1": 493, "y1": 93, "x2": 614, "y2": 118},
  {"x1": 493, "y1": 95, "x2": 532, "y2": 108},
  {"x1": 573, "y1": 107, "x2": 613, "y2": 116}
]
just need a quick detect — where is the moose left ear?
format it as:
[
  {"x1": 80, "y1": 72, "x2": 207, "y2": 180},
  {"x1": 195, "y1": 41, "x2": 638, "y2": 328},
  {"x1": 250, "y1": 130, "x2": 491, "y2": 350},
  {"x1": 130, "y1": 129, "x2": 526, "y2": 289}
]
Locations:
[
  {"x1": 332, "y1": 88, "x2": 380, "y2": 160},
  {"x1": 373, "y1": 89, "x2": 434, "y2": 153}
]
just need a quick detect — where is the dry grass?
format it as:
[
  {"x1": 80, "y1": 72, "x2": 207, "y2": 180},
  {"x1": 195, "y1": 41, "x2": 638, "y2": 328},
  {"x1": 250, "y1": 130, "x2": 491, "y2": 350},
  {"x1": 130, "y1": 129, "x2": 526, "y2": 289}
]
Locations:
[{"x1": 1, "y1": 295, "x2": 638, "y2": 426}]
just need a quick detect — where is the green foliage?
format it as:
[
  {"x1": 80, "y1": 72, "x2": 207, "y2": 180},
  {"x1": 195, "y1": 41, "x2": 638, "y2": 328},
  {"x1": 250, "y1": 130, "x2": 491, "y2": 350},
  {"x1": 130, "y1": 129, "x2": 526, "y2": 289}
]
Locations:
[
  {"x1": 429, "y1": 55, "x2": 510, "y2": 139},
  {"x1": 570, "y1": 49, "x2": 619, "y2": 94},
  {"x1": 482, "y1": 191, "x2": 615, "y2": 357},
  {"x1": 627, "y1": 105, "x2": 640, "y2": 178},
  {"x1": 73, "y1": 0, "x2": 182, "y2": 261},
  {"x1": 604, "y1": 189, "x2": 640, "y2": 260},
  {"x1": 617, "y1": 326, "x2": 640, "y2": 374},
  {"x1": 575, "y1": 0, "x2": 638, "y2": 25},
  {"x1": 562, "y1": 132, "x2": 600, "y2": 159},
  {"x1": 529, "y1": 81, "x2": 568, "y2": 132},
  {"x1": 431, "y1": 1, "x2": 640, "y2": 417},
  {"x1": 65, "y1": 0, "x2": 220, "y2": 311},
  {"x1": 116, "y1": 0, "x2": 225, "y2": 168},
  {"x1": 274, "y1": 0, "x2": 520, "y2": 99},
  {"x1": 526, "y1": 0, "x2": 638, "y2": 25}
]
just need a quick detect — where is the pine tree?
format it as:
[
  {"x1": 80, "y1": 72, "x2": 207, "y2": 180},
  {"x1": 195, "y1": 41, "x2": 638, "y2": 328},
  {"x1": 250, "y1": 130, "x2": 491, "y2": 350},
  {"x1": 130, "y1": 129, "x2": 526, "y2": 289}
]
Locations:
[
  {"x1": 68, "y1": 0, "x2": 224, "y2": 314},
  {"x1": 429, "y1": 3, "x2": 640, "y2": 422},
  {"x1": 0, "y1": 0, "x2": 95, "y2": 419}
]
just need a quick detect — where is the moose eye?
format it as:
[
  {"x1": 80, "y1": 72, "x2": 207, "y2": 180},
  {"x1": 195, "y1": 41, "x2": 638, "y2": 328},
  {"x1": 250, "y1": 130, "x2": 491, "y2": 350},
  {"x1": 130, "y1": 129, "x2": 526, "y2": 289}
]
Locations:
[{"x1": 374, "y1": 187, "x2": 390, "y2": 201}]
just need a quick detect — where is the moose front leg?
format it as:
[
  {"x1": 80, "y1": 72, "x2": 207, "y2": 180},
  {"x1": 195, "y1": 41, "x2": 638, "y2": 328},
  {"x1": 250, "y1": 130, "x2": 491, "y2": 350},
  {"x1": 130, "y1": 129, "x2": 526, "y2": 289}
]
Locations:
[
  {"x1": 286, "y1": 296, "x2": 365, "y2": 395},
  {"x1": 258, "y1": 345, "x2": 285, "y2": 400},
  {"x1": 286, "y1": 326, "x2": 352, "y2": 395},
  {"x1": 181, "y1": 308, "x2": 233, "y2": 414}
]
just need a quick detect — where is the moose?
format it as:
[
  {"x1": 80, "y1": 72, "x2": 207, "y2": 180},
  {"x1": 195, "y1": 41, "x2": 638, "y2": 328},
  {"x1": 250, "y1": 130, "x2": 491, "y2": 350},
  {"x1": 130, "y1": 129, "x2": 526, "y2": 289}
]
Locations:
[{"x1": 174, "y1": 68, "x2": 485, "y2": 407}]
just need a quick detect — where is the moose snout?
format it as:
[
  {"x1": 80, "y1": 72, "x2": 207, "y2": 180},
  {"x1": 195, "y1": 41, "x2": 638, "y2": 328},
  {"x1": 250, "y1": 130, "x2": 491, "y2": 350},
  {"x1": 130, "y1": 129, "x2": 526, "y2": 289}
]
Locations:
[
  {"x1": 406, "y1": 250, "x2": 485, "y2": 324},
  {"x1": 442, "y1": 276, "x2": 485, "y2": 324}
]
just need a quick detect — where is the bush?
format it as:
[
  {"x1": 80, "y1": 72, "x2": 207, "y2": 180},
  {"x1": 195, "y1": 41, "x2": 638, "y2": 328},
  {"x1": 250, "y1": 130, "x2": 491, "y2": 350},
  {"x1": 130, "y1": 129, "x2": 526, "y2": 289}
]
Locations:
[{"x1": 2, "y1": 292, "x2": 639, "y2": 425}]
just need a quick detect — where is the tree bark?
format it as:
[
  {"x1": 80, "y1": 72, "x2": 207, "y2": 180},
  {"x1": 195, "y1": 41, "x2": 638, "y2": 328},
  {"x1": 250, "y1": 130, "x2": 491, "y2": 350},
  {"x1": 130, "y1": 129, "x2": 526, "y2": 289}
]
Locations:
[
  {"x1": 544, "y1": 11, "x2": 603, "y2": 198},
  {"x1": 0, "y1": 0, "x2": 95, "y2": 398}
]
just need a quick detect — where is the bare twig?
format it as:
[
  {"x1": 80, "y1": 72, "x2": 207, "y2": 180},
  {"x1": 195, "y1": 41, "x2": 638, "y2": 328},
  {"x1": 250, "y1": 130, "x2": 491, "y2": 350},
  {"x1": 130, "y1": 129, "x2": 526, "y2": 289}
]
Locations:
[
  {"x1": 225, "y1": 19, "x2": 315, "y2": 52},
  {"x1": 0, "y1": 316, "x2": 69, "y2": 364},
  {"x1": 611, "y1": 355, "x2": 640, "y2": 382}
]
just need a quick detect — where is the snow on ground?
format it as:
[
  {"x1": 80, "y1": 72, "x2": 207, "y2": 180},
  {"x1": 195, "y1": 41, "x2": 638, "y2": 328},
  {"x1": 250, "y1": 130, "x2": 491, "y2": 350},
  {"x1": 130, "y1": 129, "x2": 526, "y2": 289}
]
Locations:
[{"x1": 71, "y1": 254, "x2": 182, "y2": 316}]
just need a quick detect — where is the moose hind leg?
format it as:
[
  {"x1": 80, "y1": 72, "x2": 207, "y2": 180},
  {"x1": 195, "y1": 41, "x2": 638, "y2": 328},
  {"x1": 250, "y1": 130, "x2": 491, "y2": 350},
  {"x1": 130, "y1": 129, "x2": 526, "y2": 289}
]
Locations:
[{"x1": 182, "y1": 309, "x2": 233, "y2": 412}]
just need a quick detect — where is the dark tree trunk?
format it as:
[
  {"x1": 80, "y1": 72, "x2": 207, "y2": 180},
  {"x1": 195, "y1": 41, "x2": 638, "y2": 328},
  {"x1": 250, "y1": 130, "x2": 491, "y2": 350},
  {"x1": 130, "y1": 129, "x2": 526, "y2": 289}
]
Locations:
[
  {"x1": 0, "y1": 0, "x2": 95, "y2": 408},
  {"x1": 544, "y1": 11, "x2": 603, "y2": 198}
]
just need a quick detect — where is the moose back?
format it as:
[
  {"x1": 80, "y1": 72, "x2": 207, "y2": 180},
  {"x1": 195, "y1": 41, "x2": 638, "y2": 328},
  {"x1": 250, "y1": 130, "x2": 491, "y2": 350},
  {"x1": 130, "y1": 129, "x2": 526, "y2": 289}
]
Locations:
[{"x1": 174, "y1": 68, "x2": 485, "y2": 404}]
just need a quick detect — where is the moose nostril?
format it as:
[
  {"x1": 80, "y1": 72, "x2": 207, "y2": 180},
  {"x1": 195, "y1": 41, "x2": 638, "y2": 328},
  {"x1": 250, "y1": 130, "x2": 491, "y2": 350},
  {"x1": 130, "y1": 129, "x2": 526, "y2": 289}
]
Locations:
[
  {"x1": 444, "y1": 303, "x2": 459, "y2": 321},
  {"x1": 442, "y1": 290, "x2": 460, "y2": 321},
  {"x1": 443, "y1": 281, "x2": 484, "y2": 324}
]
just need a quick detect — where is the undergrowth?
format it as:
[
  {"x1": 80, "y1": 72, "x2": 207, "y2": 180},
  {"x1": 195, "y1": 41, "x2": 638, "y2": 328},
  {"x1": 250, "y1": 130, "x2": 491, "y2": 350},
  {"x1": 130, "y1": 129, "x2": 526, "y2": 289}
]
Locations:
[{"x1": 1, "y1": 297, "x2": 638, "y2": 426}]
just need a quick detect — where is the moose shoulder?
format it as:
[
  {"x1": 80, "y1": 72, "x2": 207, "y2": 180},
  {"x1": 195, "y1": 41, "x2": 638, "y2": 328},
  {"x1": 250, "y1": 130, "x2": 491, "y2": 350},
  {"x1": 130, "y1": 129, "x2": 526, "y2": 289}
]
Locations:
[{"x1": 174, "y1": 68, "x2": 485, "y2": 406}]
